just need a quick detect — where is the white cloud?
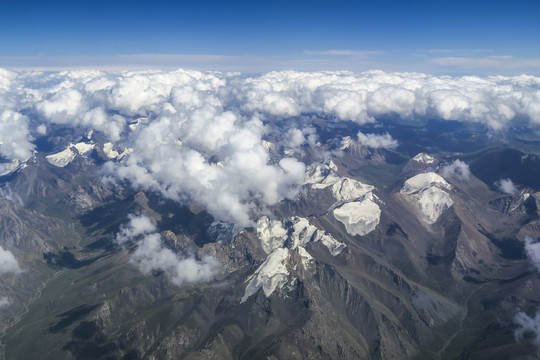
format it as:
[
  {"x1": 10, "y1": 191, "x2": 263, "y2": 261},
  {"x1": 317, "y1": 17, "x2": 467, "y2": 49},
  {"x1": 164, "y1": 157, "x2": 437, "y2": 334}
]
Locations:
[
  {"x1": 0, "y1": 296, "x2": 10, "y2": 308},
  {"x1": 0, "y1": 185, "x2": 24, "y2": 207},
  {"x1": 0, "y1": 110, "x2": 34, "y2": 162},
  {"x1": 130, "y1": 234, "x2": 221, "y2": 287},
  {"x1": 514, "y1": 310, "x2": 540, "y2": 348},
  {"x1": 115, "y1": 214, "x2": 157, "y2": 245},
  {"x1": 116, "y1": 215, "x2": 221, "y2": 286},
  {"x1": 36, "y1": 124, "x2": 47, "y2": 135},
  {"x1": 0, "y1": 246, "x2": 21, "y2": 275},
  {"x1": 442, "y1": 160, "x2": 471, "y2": 181},
  {"x1": 4, "y1": 68, "x2": 540, "y2": 226},
  {"x1": 497, "y1": 178, "x2": 518, "y2": 195},
  {"x1": 356, "y1": 131, "x2": 398, "y2": 149},
  {"x1": 525, "y1": 236, "x2": 540, "y2": 272}
]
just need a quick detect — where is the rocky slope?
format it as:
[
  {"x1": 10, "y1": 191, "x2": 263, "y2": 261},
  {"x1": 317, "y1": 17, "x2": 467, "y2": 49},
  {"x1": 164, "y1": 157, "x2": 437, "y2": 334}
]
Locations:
[{"x1": 0, "y1": 132, "x2": 539, "y2": 360}]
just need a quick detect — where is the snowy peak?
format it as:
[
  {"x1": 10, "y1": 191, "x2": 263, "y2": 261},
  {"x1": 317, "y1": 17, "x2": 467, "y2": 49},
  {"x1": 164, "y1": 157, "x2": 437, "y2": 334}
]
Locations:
[
  {"x1": 305, "y1": 160, "x2": 381, "y2": 237},
  {"x1": 46, "y1": 147, "x2": 77, "y2": 167},
  {"x1": 102, "y1": 142, "x2": 132, "y2": 160},
  {"x1": 241, "y1": 247, "x2": 291, "y2": 303},
  {"x1": 0, "y1": 160, "x2": 24, "y2": 177},
  {"x1": 400, "y1": 172, "x2": 453, "y2": 224},
  {"x1": 303, "y1": 161, "x2": 340, "y2": 189},
  {"x1": 488, "y1": 190, "x2": 538, "y2": 217},
  {"x1": 333, "y1": 193, "x2": 381, "y2": 236},
  {"x1": 245, "y1": 215, "x2": 347, "y2": 302},
  {"x1": 412, "y1": 153, "x2": 436, "y2": 164},
  {"x1": 340, "y1": 136, "x2": 355, "y2": 150},
  {"x1": 331, "y1": 177, "x2": 374, "y2": 202},
  {"x1": 256, "y1": 216, "x2": 345, "y2": 256},
  {"x1": 288, "y1": 217, "x2": 345, "y2": 256},
  {"x1": 46, "y1": 142, "x2": 95, "y2": 167},
  {"x1": 257, "y1": 217, "x2": 288, "y2": 254},
  {"x1": 401, "y1": 172, "x2": 451, "y2": 195}
]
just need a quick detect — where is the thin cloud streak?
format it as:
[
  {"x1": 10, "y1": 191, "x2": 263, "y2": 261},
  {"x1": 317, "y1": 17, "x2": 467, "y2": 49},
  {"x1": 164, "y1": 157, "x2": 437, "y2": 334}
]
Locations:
[
  {"x1": 431, "y1": 56, "x2": 540, "y2": 71},
  {"x1": 2, "y1": 52, "x2": 539, "y2": 75}
]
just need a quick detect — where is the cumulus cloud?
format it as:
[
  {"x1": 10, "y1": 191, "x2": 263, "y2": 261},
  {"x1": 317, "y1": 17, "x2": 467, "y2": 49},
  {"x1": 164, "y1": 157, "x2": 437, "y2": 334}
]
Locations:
[
  {"x1": 0, "y1": 296, "x2": 10, "y2": 308},
  {"x1": 0, "y1": 246, "x2": 21, "y2": 275},
  {"x1": 231, "y1": 71, "x2": 540, "y2": 129},
  {"x1": 442, "y1": 160, "x2": 471, "y2": 181},
  {"x1": 116, "y1": 215, "x2": 221, "y2": 286},
  {"x1": 0, "y1": 110, "x2": 34, "y2": 162},
  {"x1": 3, "y1": 68, "x2": 540, "y2": 225},
  {"x1": 130, "y1": 234, "x2": 221, "y2": 287},
  {"x1": 115, "y1": 214, "x2": 157, "y2": 245},
  {"x1": 108, "y1": 108, "x2": 306, "y2": 226},
  {"x1": 497, "y1": 178, "x2": 518, "y2": 195},
  {"x1": 357, "y1": 131, "x2": 398, "y2": 149},
  {"x1": 525, "y1": 236, "x2": 540, "y2": 272},
  {"x1": 514, "y1": 310, "x2": 540, "y2": 348}
]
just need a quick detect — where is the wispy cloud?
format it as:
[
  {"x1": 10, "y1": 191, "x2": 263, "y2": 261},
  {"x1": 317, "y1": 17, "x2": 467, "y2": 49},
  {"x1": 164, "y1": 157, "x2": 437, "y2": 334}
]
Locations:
[
  {"x1": 426, "y1": 49, "x2": 494, "y2": 54},
  {"x1": 431, "y1": 55, "x2": 540, "y2": 71},
  {"x1": 304, "y1": 50, "x2": 382, "y2": 56},
  {"x1": 2, "y1": 52, "x2": 539, "y2": 75}
]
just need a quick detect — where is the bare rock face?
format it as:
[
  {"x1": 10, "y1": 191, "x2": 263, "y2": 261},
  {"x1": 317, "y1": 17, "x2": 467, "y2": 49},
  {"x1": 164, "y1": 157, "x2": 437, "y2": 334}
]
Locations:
[
  {"x1": 0, "y1": 197, "x2": 62, "y2": 255},
  {"x1": 1, "y1": 143, "x2": 540, "y2": 360},
  {"x1": 489, "y1": 191, "x2": 537, "y2": 217}
]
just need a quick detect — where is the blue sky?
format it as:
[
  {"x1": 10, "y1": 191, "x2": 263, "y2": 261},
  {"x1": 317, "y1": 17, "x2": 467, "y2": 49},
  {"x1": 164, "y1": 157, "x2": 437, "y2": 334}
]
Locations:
[{"x1": 1, "y1": 0, "x2": 540, "y2": 74}]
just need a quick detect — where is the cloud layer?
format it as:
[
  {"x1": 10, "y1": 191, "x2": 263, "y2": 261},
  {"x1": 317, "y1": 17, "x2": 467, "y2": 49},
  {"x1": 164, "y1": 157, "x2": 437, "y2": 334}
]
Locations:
[{"x1": 2, "y1": 68, "x2": 540, "y2": 225}]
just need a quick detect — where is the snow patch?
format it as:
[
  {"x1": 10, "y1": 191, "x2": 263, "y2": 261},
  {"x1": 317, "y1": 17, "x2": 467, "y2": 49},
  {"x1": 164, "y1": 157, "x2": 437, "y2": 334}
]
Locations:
[
  {"x1": 297, "y1": 246, "x2": 313, "y2": 268},
  {"x1": 128, "y1": 117, "x2": 149, "y2": 131},
  {"x1": 73, "y1": 142, "x2": 95, "y2": 157},
  {"x1": 46, "y1": 142, "x2": 95, "y2": 167},
  {"x1": 261, "y1": 140, "x2": 275, "y2": 151},
  {"x1": 401, "y1": 172, "x2": 453, "y2": 224},
  {"x1": 412, "y1": 153, "x2": 436, "y2": 164},
  {"x1": 305, "y1": 161, "x2": 380, "y2": 236},
  {"x1": 318, "y1": 233, "x2": 347, "y2": 256},
  {"x1": 256, "y1": 217, "x2": 288, "y2": 254},
  {"x1": 401, "y1": 172, "x2": 451, "y2": 195},
  {"x1": 257, "y1": 216, "x2": 345, "y2": 256},
  {"x1": 46, "y1": 147, "x2": 76, "y2": 167},
  {"x1": 340, "y1": 136, "x2": 355, "y2": 150},
  {"x1": 333, "y1": 193, "x2": 381, "y2": 236},
  {"x1": 417, "y1": 187, "x2": 453, "y2": 224},
  {"x1": 290, "y1": 217, "x2": 345, "y2": 255},
  {"x1": 303, "y1": 162, "x2": 340, "y2": 189},
  {"x1": 103, "y1": 142, "x2": 119, "y2": 159},
  {"x1": 331, "y1": 177, "x2": 374, "y2": 202},
  {"x1": 241, "y1": 248, "x2": 290, "y2": 302},
  {"x1": 0, "y1": 160, "x2": 22, "y2": 177},
  {"x1": 102, "y1": 142, "x2": 132, "y2": 160}
]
